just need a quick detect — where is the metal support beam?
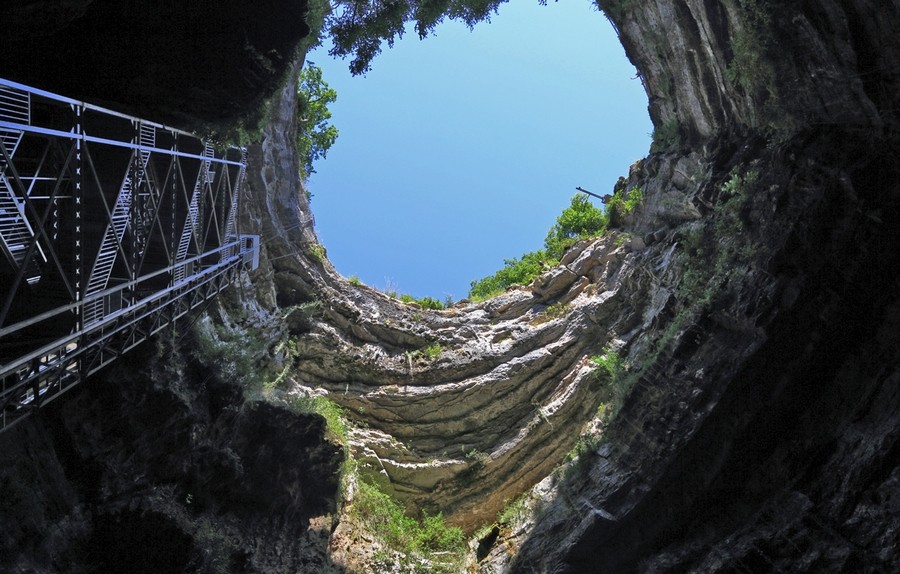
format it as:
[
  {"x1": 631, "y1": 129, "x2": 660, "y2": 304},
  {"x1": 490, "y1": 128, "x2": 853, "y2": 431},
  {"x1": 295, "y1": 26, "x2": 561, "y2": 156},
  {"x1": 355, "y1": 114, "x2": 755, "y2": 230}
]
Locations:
[{"x1": 0, "y1": 77, "x2": 258, "y2": 433}]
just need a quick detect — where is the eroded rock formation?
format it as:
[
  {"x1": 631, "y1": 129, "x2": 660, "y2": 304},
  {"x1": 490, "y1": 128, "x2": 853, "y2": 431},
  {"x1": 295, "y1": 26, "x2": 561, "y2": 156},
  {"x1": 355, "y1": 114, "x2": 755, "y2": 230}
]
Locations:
[
  {"x1": 2, "y1": 0, "x2": 899, "y2": 573},
  {"x1": 246, "y1": 1, "x2": 900, "y2": 570}
]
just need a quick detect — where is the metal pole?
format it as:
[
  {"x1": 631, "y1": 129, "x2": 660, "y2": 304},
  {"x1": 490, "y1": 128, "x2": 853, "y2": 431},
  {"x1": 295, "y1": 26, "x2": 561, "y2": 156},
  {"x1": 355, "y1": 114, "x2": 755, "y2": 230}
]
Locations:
[
  {"x1": 575, "y1": 186, "x2": 605, "y2": 200},
  {"x1": 75, "y1": 105, "x2": 83, "y2": 329}
]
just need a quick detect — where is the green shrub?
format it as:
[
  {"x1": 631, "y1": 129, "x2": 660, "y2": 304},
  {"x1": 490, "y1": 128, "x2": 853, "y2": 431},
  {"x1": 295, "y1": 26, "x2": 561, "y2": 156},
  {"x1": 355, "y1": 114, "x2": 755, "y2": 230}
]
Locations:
[
  {"x1": 423, "y1": 343, "x2": 442, "y2": 360},
  {"x1": 607, "y1": 186, "x2": 644, "y2": 226},
  {"x1": 353, "y1": 479, "x2": 465, "y2": 557},
  {"x1": 561, "y1": 433, "x2": 601, "y2": 480},
  {"x1": 591, "y1": 349, "x2": 624, "y2": 380},
  {"x1": 674, "y1": 167, "x2": 759, "y2": 307},
  {"x1": 416, "y1": 296, "x2": 445, "y2": 310},
  {"x1": 308, "y1": 242, "x2": 327, "y2": 263},
  {"x1": 498, "y1": 495, "x2": 530, "y2": 528},
  {"x1": 564, "y1": 434, "x2": 597, "y2": 464},
  {"x1": 417, "y1": 513, "x2": 465, "y2": 552},
  {"x1": 469, "y1": 194, "x2": 608, "y2": 299},
  {"x1": 290, "y1": 395, "x2": 348, "y2": 444},
  {"x1": 544, "y1": 194, "x2": 608, "y2": 260},
  {"x1": 469, "y1": 193, "x2": 609, "y2": 301},
  {"x1": 721, "y1": 167, "x2": 759, "y2": 198},
  {"x1": 398, "y1": 294, "x2": 445, "y2": 310},
  {"x1": 590, "y1": 348, "x2": 635, "y2": 419},
  {"x1": 531, "y1": 302, "x2": 572, "y2": 326},
  {"x1": 724, "y1": 0, "x2": 794, "y2": 134},
  {"x1": 469, "y1": 249, "x2": 553, "y2": 300},
  {"x1": 347, "y1": 275, "x2": 363, "y2": 286},
  {"x1": 725, "y1": 0, "x2": 774, "y2": 95},
  {"x1": 624, "y1": 186, "x2": 644, "y2": 212},
  {"x1": 192, "y1": 322, "x2": 267, "y2": 392}
]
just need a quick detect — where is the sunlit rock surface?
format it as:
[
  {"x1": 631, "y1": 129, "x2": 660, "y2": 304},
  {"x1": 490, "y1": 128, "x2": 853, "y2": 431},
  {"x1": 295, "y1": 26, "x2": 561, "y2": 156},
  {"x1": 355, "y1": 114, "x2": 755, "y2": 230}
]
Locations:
[{"x1": 2, "y1": 0, "x2": 899, "y2": 572}]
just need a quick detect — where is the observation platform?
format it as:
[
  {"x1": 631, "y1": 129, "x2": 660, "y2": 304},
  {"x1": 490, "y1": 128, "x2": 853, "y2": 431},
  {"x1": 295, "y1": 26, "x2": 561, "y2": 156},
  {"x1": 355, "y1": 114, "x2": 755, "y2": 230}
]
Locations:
[{"x1": 0, "y1": 78, "x2": 259, "y2": 432}]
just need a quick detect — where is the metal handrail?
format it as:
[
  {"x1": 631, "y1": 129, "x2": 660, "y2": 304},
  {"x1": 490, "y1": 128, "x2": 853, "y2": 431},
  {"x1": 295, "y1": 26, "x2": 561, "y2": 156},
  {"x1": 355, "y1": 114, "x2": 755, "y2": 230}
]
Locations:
[
  {"x1": 0, "y1": 249, "x2": 241, "y2": 379},
  {"x1": 0, "y1": 77, "x2": 198, "y2": 141},
  {"x1": 0, "y1": 239, "x2": 245, "y2": 341},
  {"x1": 0, "y1": 120, "x2": 243, "y2": 167},
  {"x1": 0, "y1": 249, "x2": 249, "y2": 421}
]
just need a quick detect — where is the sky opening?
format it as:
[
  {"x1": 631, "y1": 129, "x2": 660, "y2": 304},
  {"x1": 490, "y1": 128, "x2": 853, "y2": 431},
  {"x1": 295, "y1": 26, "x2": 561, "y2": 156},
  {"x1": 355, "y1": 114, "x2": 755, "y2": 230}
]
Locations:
[{"x1": 307, "y1": 1, "x2": 652, "y2": 301}]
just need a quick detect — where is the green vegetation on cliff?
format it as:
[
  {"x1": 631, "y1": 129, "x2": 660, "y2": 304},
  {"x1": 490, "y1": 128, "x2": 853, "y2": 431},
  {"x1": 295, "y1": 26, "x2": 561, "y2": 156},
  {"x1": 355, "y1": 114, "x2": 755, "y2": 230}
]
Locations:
[
  {"x1": 297, "y1": 62, "x2": 339, "y2": 178},
  {"x1": 353, "y1": 479, "x2": 465, "y2": 572},
  {"x1": 469, "y1": 194, "x2": 607, "y2": 299},
  {"x1": 469, "y1": 191, "x2": 637, "y2": 300}
]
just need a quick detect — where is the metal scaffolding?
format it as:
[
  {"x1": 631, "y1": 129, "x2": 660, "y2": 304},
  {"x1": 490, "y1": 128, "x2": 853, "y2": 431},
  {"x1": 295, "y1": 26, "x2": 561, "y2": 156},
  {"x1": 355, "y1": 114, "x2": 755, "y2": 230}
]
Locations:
[{"x1": 0, "y1": 77, "x2": 259, "y2": 432}]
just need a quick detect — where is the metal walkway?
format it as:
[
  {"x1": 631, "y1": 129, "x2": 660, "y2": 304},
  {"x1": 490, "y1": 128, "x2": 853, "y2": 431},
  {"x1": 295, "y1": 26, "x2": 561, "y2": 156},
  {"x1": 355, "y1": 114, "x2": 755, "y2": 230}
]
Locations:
[{"x1": 0, "y1": 78, "x2": 259, "y2": 432}]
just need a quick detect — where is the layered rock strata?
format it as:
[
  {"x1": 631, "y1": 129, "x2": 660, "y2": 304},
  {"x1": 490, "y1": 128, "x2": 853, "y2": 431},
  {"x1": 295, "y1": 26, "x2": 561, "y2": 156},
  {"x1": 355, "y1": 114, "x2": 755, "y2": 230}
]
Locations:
[{"x1": 1, "y1": 0, "x2": 899, "y2": 572}]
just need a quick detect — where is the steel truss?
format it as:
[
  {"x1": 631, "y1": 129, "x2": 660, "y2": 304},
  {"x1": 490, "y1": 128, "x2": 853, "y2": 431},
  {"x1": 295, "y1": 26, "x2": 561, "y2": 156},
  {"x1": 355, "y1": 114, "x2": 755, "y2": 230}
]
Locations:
[{"x1": 0, "y1": 78, "x2": 259, "y2": 432}]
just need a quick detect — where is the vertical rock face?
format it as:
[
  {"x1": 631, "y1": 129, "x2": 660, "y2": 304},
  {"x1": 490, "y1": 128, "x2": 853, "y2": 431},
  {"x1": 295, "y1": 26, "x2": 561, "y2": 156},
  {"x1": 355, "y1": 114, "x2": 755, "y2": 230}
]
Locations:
[
  {"x1": 499, "y1": 136, "x2": 900, "y2": 573},
  {"x1": 2, "y1": 0, "x2": 900, "y2": 572},
  {"x1": 488, "y1": 1, "x2": 900, "y2": 571},
  {"x1": 604, "y1": 0, "x2": 895, "y2": 143}
]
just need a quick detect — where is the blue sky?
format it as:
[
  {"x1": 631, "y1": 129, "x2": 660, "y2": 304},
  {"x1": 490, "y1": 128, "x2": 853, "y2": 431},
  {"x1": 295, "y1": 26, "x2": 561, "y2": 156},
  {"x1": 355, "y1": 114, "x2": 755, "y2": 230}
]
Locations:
[{"x1": 307, "y1": 1, "x2": 651, "y2": 301}]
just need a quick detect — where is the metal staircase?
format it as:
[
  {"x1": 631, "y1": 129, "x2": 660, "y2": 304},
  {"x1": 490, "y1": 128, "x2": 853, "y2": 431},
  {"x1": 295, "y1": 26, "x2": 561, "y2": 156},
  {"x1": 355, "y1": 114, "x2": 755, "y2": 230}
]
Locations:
[
  {"x1": 222, "y1": 147, "x2": 246, "y2": 257},
  {"x1": 132, "y1": 123, "x2": 155, "y2": 251},
  {"x1": 173, "y1": 142, "x2": 213, "y2": 283},
  {"x1": 83, "y1": 123, "x2": 155, "y2": 325},
  {"x1": 0, "y1": 76, "x2": 257, "y2": 433},
  {"x1": 0, "y1": 85, "x2": 44, "y2": 285}
]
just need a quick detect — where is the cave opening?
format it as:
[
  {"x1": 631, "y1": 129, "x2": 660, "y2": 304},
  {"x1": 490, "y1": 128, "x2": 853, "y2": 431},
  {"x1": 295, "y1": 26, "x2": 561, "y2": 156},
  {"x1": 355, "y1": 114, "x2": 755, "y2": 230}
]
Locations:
[{"x1": 306, "y1": 0, "x2": 652, "y2": 301}]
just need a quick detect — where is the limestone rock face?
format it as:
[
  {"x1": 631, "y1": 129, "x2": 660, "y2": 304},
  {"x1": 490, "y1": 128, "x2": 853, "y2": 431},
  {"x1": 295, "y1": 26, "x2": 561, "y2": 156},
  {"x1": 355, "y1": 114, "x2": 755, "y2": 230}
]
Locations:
[
  {"x1": 287, "y1": 234, "x2": 651, "y2": 531},
  {"x1": 601, "y1": 0, "x2": 893, "y2": 144},
  {"x1": 2, "y1": 0, "x2": 900, "y2": 572},
  {"x1": 499, "y1": 136, "x2": 900, "y2": 573}
]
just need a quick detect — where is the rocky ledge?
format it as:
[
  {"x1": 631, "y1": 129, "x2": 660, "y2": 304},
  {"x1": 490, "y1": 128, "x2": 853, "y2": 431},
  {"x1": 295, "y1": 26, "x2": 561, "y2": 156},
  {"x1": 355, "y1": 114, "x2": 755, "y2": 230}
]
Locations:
[{"x1": 2, "y1": 0, "x2": 899, "y2": 572}]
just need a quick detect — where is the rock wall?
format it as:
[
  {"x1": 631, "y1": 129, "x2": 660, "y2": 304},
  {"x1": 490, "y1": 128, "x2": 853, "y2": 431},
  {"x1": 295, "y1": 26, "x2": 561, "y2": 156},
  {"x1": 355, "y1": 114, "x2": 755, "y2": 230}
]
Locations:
[
  {"x1": 2, "y1": 0, "x2": 900, "y2": 572},
  {"x1": 241, "y1": 6, "x2": 900, "y2": 571},
  {"x1": 603, "y1": 0, "x2": 895, "y2": 143},
  {"x1": 0, "y1": 338, "x2": 344, "y2": 573},
  {"x1": 496, "y1": 132, "x2": 900, "y2": 573},
  {"x1": 239, "y1": 57, "x2": 663, "y2": 533},
  {"x1": 493, "y1": 1, "x2": 900, "y2": 571}
]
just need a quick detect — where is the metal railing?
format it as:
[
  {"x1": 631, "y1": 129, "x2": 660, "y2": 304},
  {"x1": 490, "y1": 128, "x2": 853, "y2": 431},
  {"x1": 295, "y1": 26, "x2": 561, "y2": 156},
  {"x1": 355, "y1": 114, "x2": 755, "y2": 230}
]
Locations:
[
  {"x1": 0, "y1": 77, "x2": 260, "y2": 432},
  {"x1": 1, "y1": 236, "x2": 258, "y2": 431}
]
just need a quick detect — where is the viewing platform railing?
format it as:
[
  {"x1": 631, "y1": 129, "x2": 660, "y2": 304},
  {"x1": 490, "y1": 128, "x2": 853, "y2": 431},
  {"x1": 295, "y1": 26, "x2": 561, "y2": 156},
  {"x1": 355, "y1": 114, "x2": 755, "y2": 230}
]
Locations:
[{"x1": 0, "y1": 77, "x2": 259, "y2": 432}]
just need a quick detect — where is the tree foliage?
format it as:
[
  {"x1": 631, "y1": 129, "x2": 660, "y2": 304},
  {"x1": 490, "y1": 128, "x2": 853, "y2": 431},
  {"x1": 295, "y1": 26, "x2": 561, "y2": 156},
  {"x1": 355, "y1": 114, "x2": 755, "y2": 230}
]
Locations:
[
  {"x1": 544, "y1": 194, "x2": 608, "y2": 259},
  {"x1": 326, "y1": 1, "x2": 551, "y2": 75},
  {"x1": 468, "y1": 250, "x2": 552, "y2": 300},
  {"x1": 296, "y1": 62, "x2": 339, "y2": 178},
  {"x1": 468, "y1": 194, "x2": 607, "y2": 300}
]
